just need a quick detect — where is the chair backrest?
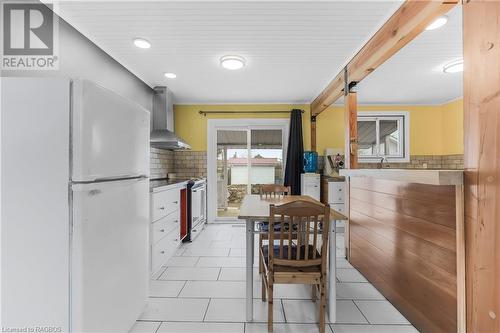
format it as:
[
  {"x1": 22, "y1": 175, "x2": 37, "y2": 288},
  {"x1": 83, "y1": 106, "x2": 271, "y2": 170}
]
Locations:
[
  {"x1": 268, "y1": 200, "x2": 330, "y2": 270},
  {"x1": 260, "y1": 184, "x2": 291, "y2": 199}
]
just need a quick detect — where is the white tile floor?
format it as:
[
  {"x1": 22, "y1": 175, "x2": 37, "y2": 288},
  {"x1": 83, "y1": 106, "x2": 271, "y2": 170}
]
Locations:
[{"x1": 131, "y1": 223, "x2": 419, "y2": 333}]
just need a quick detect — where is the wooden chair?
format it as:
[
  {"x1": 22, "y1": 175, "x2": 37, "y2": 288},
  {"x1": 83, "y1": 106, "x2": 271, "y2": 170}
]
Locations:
[
  {"x1": 259, "y1": 184, "x2": 291, "y2": 199},
  {"x1": 260, "y1": 200, "x2": 330, "y2": 333},
  {"x1": 258, "y1": 185, "x2": 291, "y2": 273}
]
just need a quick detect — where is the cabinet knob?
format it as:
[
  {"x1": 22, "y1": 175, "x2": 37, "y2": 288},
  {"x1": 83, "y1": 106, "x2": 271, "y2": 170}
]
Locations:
[
  {"x1": 173, "y1": 201, "x2": 178, "y2": 204},
  {"x1": 160, "y1": 250, "x2": 165, "y2": 254},
  {"x1": 160, "y1": 229, "x2": 165, "y2": 232},
  {"x1": 174, "y1": 238, "x2": 178, "y2": 242},
  {"x1": 159, "y1": 206, "x2": 165, "y2": 210},
  {"x1": 174, "y1": 220, "x2": 179, "y2": 223}
]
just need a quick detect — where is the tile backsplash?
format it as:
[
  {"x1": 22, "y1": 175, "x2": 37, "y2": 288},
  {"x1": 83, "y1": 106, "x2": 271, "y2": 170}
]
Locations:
[
  {"x1": 318, "y1": 154, "x2": 463, "y2": 172},
  {"x1": 173, "y1": 151, "x2": 207, "y2": 179},
  {"x1": 150, "y1": 148, "x2": 175, "y2": 179},
  {"x1": 150, "y1": 149, "x2": 207, "y2": 180},
  {"x1": 357, "y1": 154, "x2": 464, "y2": 170},
  {"x1": 151, "y1": 151, "x2": 463, "y2": 180}
]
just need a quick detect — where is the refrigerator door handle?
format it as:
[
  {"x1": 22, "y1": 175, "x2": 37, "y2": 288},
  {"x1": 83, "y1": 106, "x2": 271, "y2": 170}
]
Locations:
[{"x1": 73, "y1": 175, "x2": 148, "y2": 184}]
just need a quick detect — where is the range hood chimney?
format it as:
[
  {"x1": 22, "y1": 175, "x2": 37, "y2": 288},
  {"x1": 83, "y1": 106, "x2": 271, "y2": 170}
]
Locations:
[{"x1": 150, "y1": 86, "x2": 191, "y2": 150}]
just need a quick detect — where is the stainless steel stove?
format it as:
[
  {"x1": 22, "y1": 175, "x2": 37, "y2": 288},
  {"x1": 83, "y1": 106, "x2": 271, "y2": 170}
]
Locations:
[{"x1": 185, "y1": 178, "x2": 206, "y2": 241}]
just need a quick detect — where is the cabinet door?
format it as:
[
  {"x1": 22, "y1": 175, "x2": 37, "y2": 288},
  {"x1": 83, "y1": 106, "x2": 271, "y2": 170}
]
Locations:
[{"x1": 304, "y1": 184, "x2": 320, "y2": 201}]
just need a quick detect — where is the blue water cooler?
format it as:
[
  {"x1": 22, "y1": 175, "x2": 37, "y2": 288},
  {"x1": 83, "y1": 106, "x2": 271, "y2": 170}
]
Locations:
[{"x1": 303, "y1": 151, "x2": 318, "y2": 173}]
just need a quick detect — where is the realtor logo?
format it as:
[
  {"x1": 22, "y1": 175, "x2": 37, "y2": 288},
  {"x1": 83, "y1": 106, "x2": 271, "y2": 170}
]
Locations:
[{"x1": 1, "y1": 1, "x2": 59, "y2": 70}]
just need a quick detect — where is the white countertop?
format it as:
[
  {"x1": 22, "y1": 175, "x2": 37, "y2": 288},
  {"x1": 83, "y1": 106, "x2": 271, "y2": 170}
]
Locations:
[
  {"x1": 150, "y1": 179, "x2": 189, "y2": 192},
  {"x1": 339, "y1": 168, "x2": 463, "y2": 185}
]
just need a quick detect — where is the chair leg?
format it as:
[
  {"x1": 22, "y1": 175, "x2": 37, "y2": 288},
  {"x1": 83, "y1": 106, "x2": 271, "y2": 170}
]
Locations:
[
  {"x1": 319, "y1": 278, "x2": 326, "y2": 333},
  {"x1": 311, "y1": 284, "x2": 317, "y2": 302},
  {"x1": 267, "y1": 277, "x2": 274, "y2": 332},
  {"x1": 261, "y1": 274, "x2": 266, "y2": 301}
]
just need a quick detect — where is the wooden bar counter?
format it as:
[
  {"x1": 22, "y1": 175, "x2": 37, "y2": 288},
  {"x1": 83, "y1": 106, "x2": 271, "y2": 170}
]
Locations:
[{"x1": 339, "y1": 169, "x2": 465, "y2": 333}]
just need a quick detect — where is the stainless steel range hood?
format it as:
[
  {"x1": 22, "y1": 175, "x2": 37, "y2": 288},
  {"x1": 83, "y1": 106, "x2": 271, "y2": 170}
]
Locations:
[{"x1": 150, "y1": 86, "x2": 191, "y2": 150}]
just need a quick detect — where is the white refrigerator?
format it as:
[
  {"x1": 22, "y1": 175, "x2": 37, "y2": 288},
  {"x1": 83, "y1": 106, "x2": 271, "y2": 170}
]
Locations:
[{"x1": 1, "y1": 78, "x2": 150, "y2": 332}]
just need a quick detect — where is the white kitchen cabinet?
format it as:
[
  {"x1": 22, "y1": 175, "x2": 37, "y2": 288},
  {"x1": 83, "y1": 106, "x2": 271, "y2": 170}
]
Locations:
[
  {"x1": 150, "y1": 185, "x2": 184, "y2": 275},
  {"x1": 151, "y1": 188, "x2": 180, "y2": 222},
  {"x1": 330, "y1": 203, "x2": 346, "y2": 214},
  {"x1": 301, "y1": 173, "x2": 321, "y2": 201},
  {"x1": 151, "y1": 228, "x2": 180, "y2": 273},
  {"x1": 328, "y1": 180, "x2": 346, "y2": 229},
  {"x1": 151, "y1": 211, "x2": 180, "y2": 245},
  {"x1": 328, "y1": 182, "x2": 345, "y2": 203}
]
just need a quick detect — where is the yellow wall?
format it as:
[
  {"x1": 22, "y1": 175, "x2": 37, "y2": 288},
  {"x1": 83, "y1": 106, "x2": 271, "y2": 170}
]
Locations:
[
  {"x1": 316, "y1": 99, "x2": 463, "y2": 155},
  {"x1": 174, "y1": 99, "x2": 463, "y2": 155},
  {"x1": 174, "y1": 104, "x2": 311, "y2": 151},
  {"x1": 441, "y1": 99, "x2": 464, "y2": 154}
]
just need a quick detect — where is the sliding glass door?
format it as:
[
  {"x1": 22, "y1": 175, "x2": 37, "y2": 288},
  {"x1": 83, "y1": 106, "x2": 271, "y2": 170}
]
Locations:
[
  {"x1": 216, "y1": 130, "x2": 248, "y2": 218},
  {"x1": 207, "y1": 119, "x2": 289, "y2": 222}
]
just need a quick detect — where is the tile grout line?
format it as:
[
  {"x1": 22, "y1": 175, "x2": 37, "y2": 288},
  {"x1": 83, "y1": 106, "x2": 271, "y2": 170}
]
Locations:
[
  {"x1": 202, "y1": 298, "x2": 212, "y2": 322},
  {"x1": 281, "y1": 299, "x2": 287, "y2": 323},
  {"x1": 176, "y1": 280, "x2": 188, "y2": 298},
  {"x1": 352, "y1": 299, "x2": 371, "y2": 324}
]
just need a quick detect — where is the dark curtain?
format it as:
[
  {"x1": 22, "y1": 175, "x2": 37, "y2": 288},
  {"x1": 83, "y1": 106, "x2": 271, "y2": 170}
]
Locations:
[{"x1": 284, "y1": 109, "x2": 304, "y2": 195}]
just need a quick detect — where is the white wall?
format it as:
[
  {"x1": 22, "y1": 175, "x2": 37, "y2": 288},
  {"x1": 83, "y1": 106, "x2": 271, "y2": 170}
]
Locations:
[{"x1": 1, "y1": 12, "x2": 153, "y2": 111}]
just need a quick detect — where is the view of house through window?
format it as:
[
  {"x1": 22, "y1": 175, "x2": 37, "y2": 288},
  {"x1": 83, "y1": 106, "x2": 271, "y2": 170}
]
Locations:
[
  {"x1": 358, "y1": 113, "x2": 408, "y2": 162},
  {"x1": 217, "y1": 129, "x2": 283, "y2": 218}
]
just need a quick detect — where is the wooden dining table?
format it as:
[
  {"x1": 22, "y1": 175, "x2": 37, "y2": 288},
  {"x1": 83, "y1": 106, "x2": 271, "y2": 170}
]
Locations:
[{"x1": 238, "y1": 194, "x2": 348, "y2": 322}]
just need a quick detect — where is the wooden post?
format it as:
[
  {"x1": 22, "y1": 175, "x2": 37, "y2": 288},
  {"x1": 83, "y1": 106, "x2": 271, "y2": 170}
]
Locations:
[
  {"x1": 463, "y1": 2, "x2": 500, "y2": 333},
  {"x1": 343, "y1": 89, "x2": 357, "y2": 261},
  {"x1": 311, "y1": 115, "x2": 317, "y2": 153},
  {"x1": 344, "y1": 92, "x2": 358, "y2": 169}
]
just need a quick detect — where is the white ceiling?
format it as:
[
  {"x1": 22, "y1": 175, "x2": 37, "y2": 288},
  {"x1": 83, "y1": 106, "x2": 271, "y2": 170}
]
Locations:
[
  {"x1": 356, "y1": 6, "x2": 463, "y2": 105},
  {"x1": 51, "y1": 1, "x2": 403, "y2": 104}
]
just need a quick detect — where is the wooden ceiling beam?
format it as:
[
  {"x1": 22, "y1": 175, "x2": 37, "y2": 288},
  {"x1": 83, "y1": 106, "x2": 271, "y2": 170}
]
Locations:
[{"x1": 310, "y1": 0, "x2": 458, "y2": 116}]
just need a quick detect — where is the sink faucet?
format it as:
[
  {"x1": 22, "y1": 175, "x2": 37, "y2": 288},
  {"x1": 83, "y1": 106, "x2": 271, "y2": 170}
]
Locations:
[{"x1": 377, "y1": 157, "x2": 389, "y2": 169}]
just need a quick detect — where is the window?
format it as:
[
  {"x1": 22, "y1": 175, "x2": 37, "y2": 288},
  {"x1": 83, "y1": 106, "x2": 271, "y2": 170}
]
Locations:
[{"x1": 357, "y1": 112, "x2": 409, "y2": 163}]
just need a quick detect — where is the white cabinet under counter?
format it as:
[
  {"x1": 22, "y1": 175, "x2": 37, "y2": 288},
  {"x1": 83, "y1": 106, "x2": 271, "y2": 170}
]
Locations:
[
  {"x1": 326, "y1": 178, "x2": 346, "y2": 227},
  {"x1": 150, "y1": 181, "x2": 188, "y2": 275}
]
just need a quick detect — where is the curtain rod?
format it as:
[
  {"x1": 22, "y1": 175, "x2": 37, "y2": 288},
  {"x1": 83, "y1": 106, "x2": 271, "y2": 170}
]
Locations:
[{"x1": 198, "y1": 110, "x2": 304, "y2": 116}]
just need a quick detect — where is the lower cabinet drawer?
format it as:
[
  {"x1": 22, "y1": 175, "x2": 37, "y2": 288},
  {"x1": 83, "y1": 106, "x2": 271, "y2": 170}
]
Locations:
[
  {"x1": 151, "y1": 188, "x2": 181, "y2": 222},
  {"x1": 328, "y1": 182, "x2": 345, "y2": 204},
  {"x1": 330, "y1": 203, "x2": 346, "y2": 214},
  {"x1": 151, "y1": 229, "x2": 180, "y2": 273},
  {"x1": 151, "y1": 211, "x2": 180, "y2": 245}
]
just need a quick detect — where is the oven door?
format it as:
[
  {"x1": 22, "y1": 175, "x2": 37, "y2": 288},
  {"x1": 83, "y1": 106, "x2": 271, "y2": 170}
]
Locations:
[{"x1": 191, "y1": 182, "x2": 206, "y2": 226}]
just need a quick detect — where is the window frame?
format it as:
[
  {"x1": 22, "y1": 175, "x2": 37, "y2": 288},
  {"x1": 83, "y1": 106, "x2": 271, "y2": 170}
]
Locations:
[{"x1": 357, "y1": 111, "x2": 410, "y2": 163}]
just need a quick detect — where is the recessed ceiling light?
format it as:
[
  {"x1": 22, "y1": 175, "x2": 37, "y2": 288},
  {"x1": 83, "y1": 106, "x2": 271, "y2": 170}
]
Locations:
[
  {"x1": 220, "y1": 55, "x2": 246, "y2": 70},
  {"x1": 443, "y1": 59, "x2": 463, "y2": 73},
  {"x1": 133, "y1": 38, "x2": 151, "y2": 49},
  {"x1": 425, "y1": 16, "x2": 448, "y2": 30},
  {"x1": 164, "y1": 72, "x2": 177, "y2": 79}
]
